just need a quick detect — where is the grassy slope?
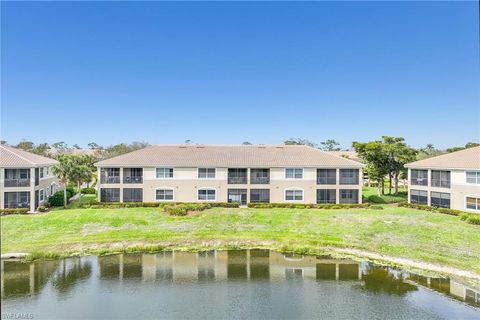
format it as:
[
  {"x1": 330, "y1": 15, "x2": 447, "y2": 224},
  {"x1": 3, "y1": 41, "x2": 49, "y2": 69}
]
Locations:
[
  {"x1": 1, "y1": 206, "x2": 479, "y2": 273},
  {"x1": 363, "y1": 187, "x2": 407, "y2": 203}
]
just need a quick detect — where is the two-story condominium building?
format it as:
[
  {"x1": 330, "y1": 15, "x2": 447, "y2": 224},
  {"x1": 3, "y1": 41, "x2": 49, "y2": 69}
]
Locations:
[
  {"x1": 0, "y1": 145, "x2": 60, "y2": 212},
  {"x1": 405, "y1": 146, "x2": 480, "y2": 212},
  {"x1": 95, "y1": 145, "x2": 364, "y2": 205}
]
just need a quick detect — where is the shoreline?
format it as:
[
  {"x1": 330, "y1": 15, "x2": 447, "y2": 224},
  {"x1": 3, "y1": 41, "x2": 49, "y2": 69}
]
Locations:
[{"x1": 3, "y1": 241, "x2": 480, "y2": 285}]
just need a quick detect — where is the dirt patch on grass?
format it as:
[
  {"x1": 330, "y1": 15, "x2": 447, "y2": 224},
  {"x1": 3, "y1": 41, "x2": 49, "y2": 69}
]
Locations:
[{"x1": 81, "y1": 223, "x2": 135, "y2": 235}]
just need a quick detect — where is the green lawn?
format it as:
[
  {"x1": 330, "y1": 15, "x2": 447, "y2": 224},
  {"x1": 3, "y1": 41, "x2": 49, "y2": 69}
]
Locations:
[
  {"x1": 1, "y1": 205, "x2": 479, "y2": 274},
  {"x1": 363, "y1": 187, "x2": 407, "y2": 203}
]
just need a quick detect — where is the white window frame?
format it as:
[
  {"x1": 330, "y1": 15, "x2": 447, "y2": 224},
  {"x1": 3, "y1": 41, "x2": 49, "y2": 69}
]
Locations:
[
  {"x1": 198, "y1": 188, "x2": 216, "y2": 201},
  {"x1": 39, "y1": 167, "x2": 44, "y2": 179},
  {"x1": 155, "y1": 188, "x2": 175, "y2": 201},
  {"x1": 284, "y1": 188, "x2": 304, "y2": 201},
  {"x1": 466, "y1": 171, "x2": 480, "y2": 185},
  {"x1": 198, "y1": 168, "x2": 216, "y2": 179},
  {"x1": 285, "y1": 168, "x2": 304, "y2": 180},
  {"x1": 39, "y1": 189, "x2": 44, "y2": 202},
  {"x1": 464, "y1": 194, "x2": 480, "y2": 212},
  {"x1": 156, "y1": 167, "x2": 174, "y2": 179}
]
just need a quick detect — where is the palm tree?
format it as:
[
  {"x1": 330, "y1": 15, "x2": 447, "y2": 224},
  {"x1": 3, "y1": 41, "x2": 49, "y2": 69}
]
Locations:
[{"x1": 52, "y1": 154, "x2": 74, "y2": 208}]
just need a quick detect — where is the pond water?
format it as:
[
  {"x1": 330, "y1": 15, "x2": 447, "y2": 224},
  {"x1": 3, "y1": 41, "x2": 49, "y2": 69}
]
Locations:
[{"x1": 1, "y1": 250, "x2": 479, "y2": 320}]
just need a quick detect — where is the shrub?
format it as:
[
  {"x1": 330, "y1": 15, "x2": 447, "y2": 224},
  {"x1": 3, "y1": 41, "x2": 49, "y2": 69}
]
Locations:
[
  {"x1": 460, "y1": 213, "x2": 470, "y2": 221},
  {"x1": 466, "y1": 215, "x2": 480, "y2": 225},
  {"x1": 0, "y1": 208, "x2": 29, "y2": 215},
  {"x1": 37, "y1": 205, "x2": 48, "y2": 212},
  {"x1": 369, "y1": 205, "x2": 384, "y2": 210},
  {"x1": 80, "y1": 187, "x2": 96, "y2": 194},
  {"x1": 209, "y1": 202, "x2": 240, "y2": 208},
  {"x1": 166, "y1": 205, "x2": 188, "y2": 216},
  {"x1": 367, "y1": 195, "x2": 386, "y2": 204},
  {"x1": 48, "y1": 191, "x2": 67, "y2": 207}
]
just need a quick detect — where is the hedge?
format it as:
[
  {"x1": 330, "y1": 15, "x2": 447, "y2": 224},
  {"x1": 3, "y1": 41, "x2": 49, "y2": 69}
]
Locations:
[
  {"x1": 0, "y1": 208, "x2": 29, "y2": 215},
  {"x1": 247, "y1": 203, "x2": 369, "y2": 209},
  {"x1": 79, "y1": 201, "x2": 240, "y2": 210},
  {"x1": 80, "y1": 187, "x2": 96, "y2": 194},
  {"x1": 398, "y1": 202, "x2": 479, "y2": 225}
]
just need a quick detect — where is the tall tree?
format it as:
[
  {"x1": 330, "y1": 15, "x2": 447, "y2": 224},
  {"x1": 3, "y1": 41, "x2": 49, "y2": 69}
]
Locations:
[
  {"x1": 283, "y1": 138, "x2": 317, "y2": 147},
  {"x1": 319, "y1": 139, "x2": 341, "y2": 151},
  {"x1": 52, "y1": 155, "x2": 75, "y2": 208},
  {"x1": 353, "y1": 141, "x2": 390, "y2": 195},
  {"x1": 16, "y1": 140, "x2": 35, "y2": 151},
  {"x1": 382, "y1": 136, "x2": 417, "y2": 194},
  {"x1": 31, "y1": 143, "x2": 50, "y2": 156}
]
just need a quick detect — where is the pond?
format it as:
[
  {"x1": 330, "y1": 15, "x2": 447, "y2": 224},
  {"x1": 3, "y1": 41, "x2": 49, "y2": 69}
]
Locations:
[{"x1": 1, "y1": 250, "x2": 479, "y2": 319}]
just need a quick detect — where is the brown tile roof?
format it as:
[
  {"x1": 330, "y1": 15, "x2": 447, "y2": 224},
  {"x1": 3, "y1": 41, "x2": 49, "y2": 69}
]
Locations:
[
  {"x1": 95, "y1": 145, "x2": 364, "y2": 168},
  {"x1": 405, "y1": 146, "x2": 480, "y2": 170},
  {"x1": 0, "y1": 145, "x2": 58, "y2": 167}
]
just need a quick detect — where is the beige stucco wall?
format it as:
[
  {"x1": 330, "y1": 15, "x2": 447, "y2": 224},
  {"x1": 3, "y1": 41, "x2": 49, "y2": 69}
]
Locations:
[
  {"x1": 97, "y1": 166, "x2": 363, "y2": 204},
  {"x1": 407, "y1": 168, "x2": 480, "y2": 212}
]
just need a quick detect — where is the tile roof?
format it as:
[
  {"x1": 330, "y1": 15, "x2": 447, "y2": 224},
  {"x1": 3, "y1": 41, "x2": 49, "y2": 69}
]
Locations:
[
  {"x1": 95, "y1": 145, "x2": 364, "y2": 168},
  {"x1": 0, "y1": 145, "x2": 58, "y2": 167},
  {"x1": 326, "y1": 151, "x2": 361, "y2": 162},
  {"x1": 405, "y1": 146, "x2": 480, "y2": 170}
]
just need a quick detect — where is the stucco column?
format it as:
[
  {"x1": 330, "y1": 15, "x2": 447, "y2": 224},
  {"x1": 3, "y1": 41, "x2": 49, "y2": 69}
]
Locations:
[
  {"x1": 336, "y1": 169, "x2": 340, "y2": 204},
  {"x1": 0, "y1": 168, "x2": 4, "y2": 209},
  {"x1": 30, "y1": 167, "x2": 36, "y2": 212},
  {"x1": 119, "y1": 168, "x2": 123, "y2": 203},
  {"x1": 407, "y1": 169, "x2": 411, "y2": 203},
  {"x1": 358, "y1": 169, "x2": 363, "y2": 204},
  {"x1": 97, "y1": 167, "x2": 101, "y2": 202}
]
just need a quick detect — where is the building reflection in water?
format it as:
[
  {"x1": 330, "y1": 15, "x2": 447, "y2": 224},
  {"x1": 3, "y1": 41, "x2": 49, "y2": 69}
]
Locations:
[{"x1": 1, "y1": 250, "x2": 479, "y2": 308}]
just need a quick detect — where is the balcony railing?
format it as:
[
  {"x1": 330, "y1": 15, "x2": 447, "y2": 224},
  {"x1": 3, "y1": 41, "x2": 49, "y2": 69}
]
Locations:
[
  {"x1": 123, "y1": 176, "x2": 143, "y2": 184},
  {"x1": 431, "y1": 180, "x2": 450, "y2": 188},
  {"x1": 4, "y1": 179, "x2": 31, "y2": 187},
  {"x1": 228, "y1": 177, "x2": 248, "y2": 184},
  {"x1": 250, "y1": 177, "x2": 270, "y2": 184},
  {"x1": 101, "y1": 176, "x2": 120, "y2": 184}
]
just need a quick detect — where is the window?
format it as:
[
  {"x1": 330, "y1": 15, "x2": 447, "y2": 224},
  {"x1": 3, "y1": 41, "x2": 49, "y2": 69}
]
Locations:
[
  {"x1": 339, "y1": 189, "x2": 359, "y2": 203},
  {"x1": 250, "y1": 189, "x2": 270, "y2": 203},
  {"x1": 100, "y1": 188, "x2": 120, "y2": 202},
  {"x1": 431, "y1": 170, "x2": 450, "y2": 188},
  {"x1": 411, "y1": 169, "x2": 428, "y2": 186},
  {"x1": 317, "y1": 189, "x2": 336, "y2": 204},
  {"x1": 39, "y1": 168, "x2": 44, "y2": 178},
  {"x1": 198, "y1": 189, "x2": 216, "y2": 201},
  {"x1": 156, "y1": 168, "x2": 174, "y2": 179},
  {"x1": 155, "y1": 189, "x2": 174, "y2": 201},
  {"x1": 410, "y1": 189, "x2": 428, "y2": 205},
  {"x1": 39, "y1": 189, "x2": 44, "y2": 202},
  {"x1": 123, "y1": 188, "x2": 143, "y2": 202},
  {"x1": 198, "y1": 168, "x2": 216, "y2": 179},
  {"x1": 466, "y1": 171, "x2": 480, "y2": 184},
  {"x1": 285, "y1": 189, "x2": 303, "y2": 201},
  {"x1": 466, "y1": 196, "x2": 480, "y2": 211},
  {"x1": 317, "y1": 169, "x2": 336, "y2": 185},
  {"x1": 123, "y1": 168, "x2": 143, "y2": 183},
  {"x1": 339, "y1": 169, "x2": 359, "y2": 185},
  {"x1": 285, "y1": 168, "x2": 303, "y2": 179},
  {"x1": 431, "y1": 192, "x2": 450, "y2": 208}
]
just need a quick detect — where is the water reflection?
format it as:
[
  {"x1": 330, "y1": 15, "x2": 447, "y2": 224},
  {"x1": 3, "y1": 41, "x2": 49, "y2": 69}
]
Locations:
[{"x1": 1, "y1": 250, "x2": 479, "y2": 309}]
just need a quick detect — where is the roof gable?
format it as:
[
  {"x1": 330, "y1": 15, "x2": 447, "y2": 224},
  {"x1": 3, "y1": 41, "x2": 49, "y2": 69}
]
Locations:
[
  {"x1": 405, "y1": 146, "x2": 480, "y2": 170},
  {"x1": 0, "y1": 145, "x2": 58, "y2": 167}
]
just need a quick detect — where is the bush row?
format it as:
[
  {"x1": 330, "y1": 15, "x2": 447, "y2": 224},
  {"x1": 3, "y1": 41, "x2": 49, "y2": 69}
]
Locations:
[
  {"x1": 78, "y1": 201, "x2": 240, "y2": 210},
  {"x1": 0, "y1": 208, "x2": 29, "y2": 215},
  {"x1": 398, "y1": 202, "x2": 479, "y2": 225},
  {"x1": 48, "y1": 187, "x2": 76, "y2": 207},
  {"x1": 246, "y1": 202, "x2": 370, "y2": 209},
  {"x1": 164, "y1": 203, "x2": 212, "y2": 216}
]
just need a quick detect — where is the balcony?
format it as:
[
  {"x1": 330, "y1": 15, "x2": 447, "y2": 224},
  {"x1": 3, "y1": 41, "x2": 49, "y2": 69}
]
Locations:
[
  {"x1": 228, "y1": 168, "x2": 248, "y2": 184},
  {"x1": 4, "y1": 178, "x2": 31, "y2": 187},
  {"x1": 250, "y1": 169, "x2": 270, "y2": 184},
  {"x1": 123, "y1": 168, "x2": 143, "y2": 184},
  {"x1": 100, "y1": 168, "x2": 120, "y2": 184}
]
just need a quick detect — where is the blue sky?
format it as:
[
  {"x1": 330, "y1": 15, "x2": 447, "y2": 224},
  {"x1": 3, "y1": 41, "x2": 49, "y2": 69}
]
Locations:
[{"x1": 1, "y1": 1, "x2": 479, "y2": 149}]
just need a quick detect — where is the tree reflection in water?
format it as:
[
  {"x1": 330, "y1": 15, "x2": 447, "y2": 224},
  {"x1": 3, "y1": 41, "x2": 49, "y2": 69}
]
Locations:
[
  {"x1": 52, "y1": 258, "x2": 92, "y2": 294},
  {"x1": 360, "y1": 266, "x2": 417, "y2": 296}
]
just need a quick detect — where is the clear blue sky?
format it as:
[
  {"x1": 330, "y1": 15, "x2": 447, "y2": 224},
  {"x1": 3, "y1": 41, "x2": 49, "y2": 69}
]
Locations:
[{"x1": 1, "y1": 1, "x2": 479, "y2": 149}]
